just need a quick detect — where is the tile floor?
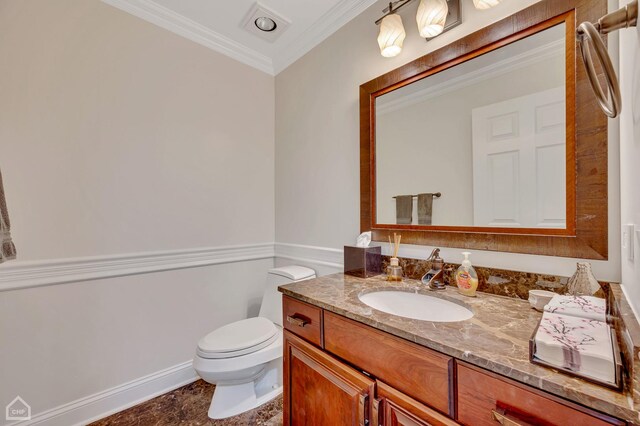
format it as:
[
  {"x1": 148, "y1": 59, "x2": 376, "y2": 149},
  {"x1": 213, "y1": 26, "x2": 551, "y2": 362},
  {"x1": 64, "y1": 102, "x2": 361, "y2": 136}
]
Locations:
[{"x1": 89, "y1": 380, "x2": 283, "y2": 426}]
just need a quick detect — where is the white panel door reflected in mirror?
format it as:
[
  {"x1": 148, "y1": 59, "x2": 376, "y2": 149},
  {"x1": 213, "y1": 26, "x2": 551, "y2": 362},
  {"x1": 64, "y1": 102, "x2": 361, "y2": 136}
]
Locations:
[{"x1": 375, "y1": 23, "x2": 566, "y2": 228}]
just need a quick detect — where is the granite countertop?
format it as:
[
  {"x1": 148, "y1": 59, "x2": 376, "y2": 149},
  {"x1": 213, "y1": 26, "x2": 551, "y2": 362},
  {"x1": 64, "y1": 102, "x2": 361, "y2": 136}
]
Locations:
[{"x1": 279, "y1": 273, "x2": 640, "y2": 423}]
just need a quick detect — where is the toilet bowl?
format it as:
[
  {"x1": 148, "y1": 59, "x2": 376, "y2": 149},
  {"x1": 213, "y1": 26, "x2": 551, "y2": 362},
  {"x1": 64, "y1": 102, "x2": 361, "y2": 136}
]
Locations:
[{"x1": 193, "y1": 265, "x2": 316, "y2": 419}]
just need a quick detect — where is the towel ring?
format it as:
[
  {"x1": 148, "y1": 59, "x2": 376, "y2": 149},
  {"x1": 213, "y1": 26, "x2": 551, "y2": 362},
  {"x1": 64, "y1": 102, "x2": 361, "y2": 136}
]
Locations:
[
  {"x1": 577, "y1": 21, "x2": 621, "y2": 118},
  {"x1": 577, "y1": 0, "x2": 638, "y2": 118}
]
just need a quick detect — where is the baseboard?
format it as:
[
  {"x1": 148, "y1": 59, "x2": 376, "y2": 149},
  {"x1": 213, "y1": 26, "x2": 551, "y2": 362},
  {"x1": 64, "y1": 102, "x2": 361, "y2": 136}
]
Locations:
[
  {"x1": 0, "y1": 243, "x2": 274, "y2": 292},
  {"x1": 274, "y1": 243, "x2": 343, "y2": 269},
  {"x1": 6, "y1": 361, "x2": 198, "y2": 426}
]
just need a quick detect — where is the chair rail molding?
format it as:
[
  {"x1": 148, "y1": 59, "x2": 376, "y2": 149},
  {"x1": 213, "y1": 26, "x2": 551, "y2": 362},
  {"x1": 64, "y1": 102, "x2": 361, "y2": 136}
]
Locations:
[
  {"x1": 0, "y1": 243, "x2": 274, "y2": 292},
  {"x1": 274, "y1": 242, "x2": 344, "y2": 269}
]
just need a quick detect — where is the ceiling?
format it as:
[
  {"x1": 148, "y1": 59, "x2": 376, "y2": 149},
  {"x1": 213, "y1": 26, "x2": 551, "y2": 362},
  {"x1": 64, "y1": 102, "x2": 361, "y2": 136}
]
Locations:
[{"x1": 101, "y1": 0, "x2": 378, "y2": 75}]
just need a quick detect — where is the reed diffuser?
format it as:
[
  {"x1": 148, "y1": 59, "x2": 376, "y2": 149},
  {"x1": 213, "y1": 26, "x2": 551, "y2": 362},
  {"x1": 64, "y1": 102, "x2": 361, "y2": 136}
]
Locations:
[{"x1": 386, "y1": 233, "x2": 403, "y2": 281}]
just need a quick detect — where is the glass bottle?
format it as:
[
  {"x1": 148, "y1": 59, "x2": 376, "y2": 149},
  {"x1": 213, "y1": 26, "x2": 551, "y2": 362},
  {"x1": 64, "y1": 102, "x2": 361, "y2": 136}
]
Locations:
[
  {"x1": 566, "y1": 262, "x2": 601, "y2": 296},
  {"x1": 386, "y1": 257, "x2": 403, "y2": 281}
]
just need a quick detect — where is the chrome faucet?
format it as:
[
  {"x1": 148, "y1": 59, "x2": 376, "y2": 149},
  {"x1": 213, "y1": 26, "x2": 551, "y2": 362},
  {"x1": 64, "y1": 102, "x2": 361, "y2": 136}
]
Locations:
[{"x1": 421, "y1": 248, "x2": 446, "y2": 290}]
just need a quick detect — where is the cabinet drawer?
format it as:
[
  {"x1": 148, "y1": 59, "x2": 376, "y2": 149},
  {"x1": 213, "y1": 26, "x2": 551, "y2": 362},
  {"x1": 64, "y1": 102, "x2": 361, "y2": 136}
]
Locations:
[
  {"x1": 456, "y1": 362, "x2": 625, "y2": 426},
  {"x1": 324, "y1": 311, "x2": 453, "y2": 416},
  {"x1": 282, "y1": 296, "x2": 323, "y2": 347}
]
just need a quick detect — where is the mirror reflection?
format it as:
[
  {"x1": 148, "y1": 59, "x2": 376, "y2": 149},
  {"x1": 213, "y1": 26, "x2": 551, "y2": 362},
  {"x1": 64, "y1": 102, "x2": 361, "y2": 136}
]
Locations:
[{"x1": 375, "y1": 23, "x2": 566, "y2": 229}]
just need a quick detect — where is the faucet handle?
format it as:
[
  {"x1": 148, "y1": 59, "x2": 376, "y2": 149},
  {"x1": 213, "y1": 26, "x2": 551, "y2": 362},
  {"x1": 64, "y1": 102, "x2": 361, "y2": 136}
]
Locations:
[
  {"x1": 427, "y1": 248, "x2": 440, "y2": 261},
  {"x1": 427, "y1": 248, "x2": 444, "y2": 270}
]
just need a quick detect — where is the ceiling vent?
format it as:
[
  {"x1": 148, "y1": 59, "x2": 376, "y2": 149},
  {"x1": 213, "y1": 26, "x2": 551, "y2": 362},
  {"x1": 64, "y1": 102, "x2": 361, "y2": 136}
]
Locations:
[{"x1": 241, "y1": 2, "x2": 290, "y2": 42}]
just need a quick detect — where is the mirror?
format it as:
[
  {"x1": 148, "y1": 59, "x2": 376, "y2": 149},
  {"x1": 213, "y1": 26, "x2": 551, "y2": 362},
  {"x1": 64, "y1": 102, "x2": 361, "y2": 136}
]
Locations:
[
  {"x1": 375, "y1": 24, "x2": 566, "y2": 229},
  {"x1": 360, "y1": 0, "x2": 610, "y2": 259}
]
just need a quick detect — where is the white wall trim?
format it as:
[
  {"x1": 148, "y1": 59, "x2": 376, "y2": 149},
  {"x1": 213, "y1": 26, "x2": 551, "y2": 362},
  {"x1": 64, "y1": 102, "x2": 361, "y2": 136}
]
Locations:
[
  {"x1": 274, "y1": 243, "x2": 343, "y2": 269},
  {"x1": 100, "y1": 0, "x2": 275, "y2": 74},
  {"x1": 0, "y1": 243, "x2": 274, "y2": 292},
  {"x1": 377, "y1": 39, "x2": 565, "y2": 115},
  {"x1": 7, "y1": 361, "x2": 197, "y2": 426},
  {"x1": 273, "y1": 0, "x2": 378, "y2": 74}
]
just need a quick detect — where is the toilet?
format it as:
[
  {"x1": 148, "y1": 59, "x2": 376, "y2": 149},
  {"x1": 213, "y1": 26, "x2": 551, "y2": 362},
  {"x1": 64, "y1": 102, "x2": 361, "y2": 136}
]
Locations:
[{"x1": 193, "y1": 265, "x2": 316, "y2": 419}]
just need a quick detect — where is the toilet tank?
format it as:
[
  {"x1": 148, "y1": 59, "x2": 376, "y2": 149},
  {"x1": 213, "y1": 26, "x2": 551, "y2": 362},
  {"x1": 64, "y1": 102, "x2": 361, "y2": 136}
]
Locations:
[{"x1": 259, "y1": 265, "x2": 316, "y2": 327}]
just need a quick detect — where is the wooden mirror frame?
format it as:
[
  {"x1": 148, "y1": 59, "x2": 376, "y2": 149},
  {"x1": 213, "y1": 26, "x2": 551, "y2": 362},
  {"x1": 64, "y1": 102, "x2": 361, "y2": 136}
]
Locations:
[{"x1": 360, "y1": 0, "x2": 608, "y2": 260}]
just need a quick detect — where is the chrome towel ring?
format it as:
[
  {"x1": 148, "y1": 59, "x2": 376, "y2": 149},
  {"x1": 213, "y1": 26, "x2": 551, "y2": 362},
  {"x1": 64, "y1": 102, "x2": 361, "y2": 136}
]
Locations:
[{"x1": 577, "y1": 0, "x2": 638, "y2": 118}]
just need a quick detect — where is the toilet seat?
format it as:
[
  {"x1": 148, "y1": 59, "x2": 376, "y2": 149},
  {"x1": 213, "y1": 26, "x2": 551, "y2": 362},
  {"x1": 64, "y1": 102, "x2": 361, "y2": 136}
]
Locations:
[{"x1": 197, "y1": 317, "x2": 278, "y2": 359}]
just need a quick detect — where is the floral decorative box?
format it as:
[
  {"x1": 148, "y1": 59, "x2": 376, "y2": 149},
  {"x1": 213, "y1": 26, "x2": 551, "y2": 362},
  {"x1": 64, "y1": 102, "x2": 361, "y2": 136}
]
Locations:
[{"x1": 530, "y1": 296, "x2": 622, "y2": 390}]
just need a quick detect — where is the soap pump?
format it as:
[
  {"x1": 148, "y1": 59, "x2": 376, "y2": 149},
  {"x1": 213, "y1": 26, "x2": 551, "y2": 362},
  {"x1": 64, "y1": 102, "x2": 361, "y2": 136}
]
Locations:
[{"x1": 455, "y1": 252, "x2": 478, "y2": 297}]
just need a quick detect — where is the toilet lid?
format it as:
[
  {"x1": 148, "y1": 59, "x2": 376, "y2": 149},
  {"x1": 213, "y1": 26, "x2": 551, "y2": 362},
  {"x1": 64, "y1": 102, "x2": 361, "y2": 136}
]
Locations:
[{"x1": 197, "y1": 317, "x2": 278, "y2": 359}]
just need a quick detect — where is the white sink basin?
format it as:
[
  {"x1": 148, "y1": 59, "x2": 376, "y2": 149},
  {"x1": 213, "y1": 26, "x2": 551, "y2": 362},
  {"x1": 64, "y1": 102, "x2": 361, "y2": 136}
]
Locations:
[{"x1": 358, "y1": 291, "x2": 473, "y2": 322}]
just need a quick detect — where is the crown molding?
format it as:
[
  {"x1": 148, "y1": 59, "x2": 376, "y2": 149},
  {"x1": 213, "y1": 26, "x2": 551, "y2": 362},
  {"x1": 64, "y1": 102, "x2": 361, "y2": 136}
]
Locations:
[
  {"x1": 0, "y1": 243, "x2": 274, "y2": 292},
  {"x1": 377, "y1": 39, "x2": 565, "y2": 115},
  {"x1": 273, "y1": 0, "x2": 378, "y2": 74},
  {"x1": 101, "y1": 0, "x2": 275, "y2": 74},
  {"x1": 101, "y1": 0, "x2": 377, "y2": 76}
]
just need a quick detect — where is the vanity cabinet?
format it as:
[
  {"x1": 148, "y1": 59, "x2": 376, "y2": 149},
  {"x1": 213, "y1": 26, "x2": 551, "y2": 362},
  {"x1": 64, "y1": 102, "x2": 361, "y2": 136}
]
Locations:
[{"x1": 282, "y1": 295, "x2": 627, "y2": 426}]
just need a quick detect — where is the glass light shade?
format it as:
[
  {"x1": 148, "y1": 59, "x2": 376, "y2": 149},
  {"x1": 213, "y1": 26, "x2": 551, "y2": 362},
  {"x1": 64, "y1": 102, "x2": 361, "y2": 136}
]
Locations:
[
  {"x1": 377, "y1": 13, "x2": 406, "y2": 58},
  {"x1": 472, "y1": 0, "x2": 501, "y2": 9},
  {"x1": 416, "y1": 0, "x2": 448, "y2": 38}
]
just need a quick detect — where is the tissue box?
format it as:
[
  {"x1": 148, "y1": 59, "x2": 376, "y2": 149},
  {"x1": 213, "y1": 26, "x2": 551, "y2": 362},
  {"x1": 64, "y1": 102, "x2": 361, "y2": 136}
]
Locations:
[{"x1": 344, "y1": 245, "x2": 381, "y2": 278}]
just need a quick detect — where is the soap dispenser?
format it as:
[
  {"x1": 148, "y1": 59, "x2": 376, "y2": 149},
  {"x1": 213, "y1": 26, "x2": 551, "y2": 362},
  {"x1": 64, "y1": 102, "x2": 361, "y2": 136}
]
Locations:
[{"x1": 456, "y1": 252, "x2": 478, "y2": 297}]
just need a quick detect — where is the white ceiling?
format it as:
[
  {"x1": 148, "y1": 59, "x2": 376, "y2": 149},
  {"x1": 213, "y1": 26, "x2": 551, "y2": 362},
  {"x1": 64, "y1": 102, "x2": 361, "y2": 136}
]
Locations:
[{"x1": 102, "y1": 0, "x2": 378, "y2": 75}]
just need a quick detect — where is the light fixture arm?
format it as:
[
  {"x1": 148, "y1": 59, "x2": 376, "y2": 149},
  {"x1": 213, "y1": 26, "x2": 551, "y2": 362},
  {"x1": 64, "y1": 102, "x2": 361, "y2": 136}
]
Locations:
[{"x1": 375, "y1": 0, "x2": 417, "y2": 25}]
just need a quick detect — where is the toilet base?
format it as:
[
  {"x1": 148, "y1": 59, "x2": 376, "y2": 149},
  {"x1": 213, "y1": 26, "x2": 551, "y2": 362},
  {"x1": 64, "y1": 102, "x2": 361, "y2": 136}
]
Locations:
[{"x1": 207, "y1": 358, "x2": 282, "y2": 419}]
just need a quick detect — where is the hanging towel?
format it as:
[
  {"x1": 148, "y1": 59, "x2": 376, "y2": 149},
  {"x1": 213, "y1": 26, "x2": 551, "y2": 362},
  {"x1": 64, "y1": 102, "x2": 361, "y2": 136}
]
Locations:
[
  {"x1": 0, "y1": 169, "x2": 16, "y2": 263},
  {"x1": 418, "y1": 193, "x2": 434, "y2": 225},
  {"x1": 395, "y1": 195, "x2": 413, "y2": 224}
]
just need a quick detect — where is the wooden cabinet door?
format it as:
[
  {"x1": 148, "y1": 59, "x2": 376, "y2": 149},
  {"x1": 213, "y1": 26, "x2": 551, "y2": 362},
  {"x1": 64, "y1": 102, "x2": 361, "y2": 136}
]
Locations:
[
  {"x1": 374, "y1": 381, "x2": 459, "y2": 426},
  {"x1": 284, "y1": 330, "x2": 375, "y2": 426}
]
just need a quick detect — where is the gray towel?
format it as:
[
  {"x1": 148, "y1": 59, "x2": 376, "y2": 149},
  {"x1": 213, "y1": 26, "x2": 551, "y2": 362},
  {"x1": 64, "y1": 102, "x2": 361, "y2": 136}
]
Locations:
[
  {"x1": 0, "y1": 169, "x2": 16, "y2": 263},
  {"x1": 395, "y1": 195, "x2": 413, "y2": 224},
  {"x1": 418, "y1": 193, "x2": 434, "y2": 225}
]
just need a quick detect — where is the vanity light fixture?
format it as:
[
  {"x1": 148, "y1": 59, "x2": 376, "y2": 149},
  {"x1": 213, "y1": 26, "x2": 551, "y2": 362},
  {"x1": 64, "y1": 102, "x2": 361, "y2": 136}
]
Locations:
[
  {"x1": 377, "y1": 3, "x2": 406, "y2": 57},
  {"x1": 375, "y1": 0, "x2": 504, "y2": 57},
  {"x1": 417, "y1": 0, "x2": 448, "y2": 38}
]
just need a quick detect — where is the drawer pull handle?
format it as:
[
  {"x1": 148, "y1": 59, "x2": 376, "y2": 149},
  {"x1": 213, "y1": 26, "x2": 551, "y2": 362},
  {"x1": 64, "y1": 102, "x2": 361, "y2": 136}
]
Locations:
[
  {"x1": 286, "y1": 315, "x2": 309, "y2": 327},
  {"x1": 491, "y1": 409, "x2": 531, "y2": 426}
]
